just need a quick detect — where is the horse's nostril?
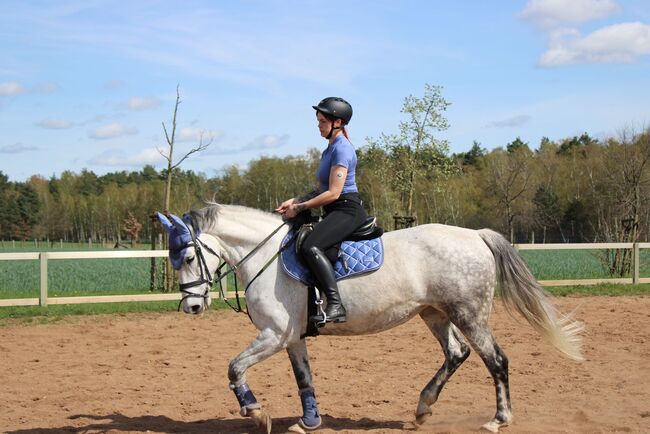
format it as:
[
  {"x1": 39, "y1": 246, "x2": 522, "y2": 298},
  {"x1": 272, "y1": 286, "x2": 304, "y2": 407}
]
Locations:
[{"x1": 191, "y1": 304, "x2": 201, "y2": 313}]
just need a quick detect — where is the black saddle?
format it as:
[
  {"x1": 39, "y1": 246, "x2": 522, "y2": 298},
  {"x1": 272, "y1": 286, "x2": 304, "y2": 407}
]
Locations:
[{"x1": 294, "y1": 216, "x2": 384, "y2": 257}]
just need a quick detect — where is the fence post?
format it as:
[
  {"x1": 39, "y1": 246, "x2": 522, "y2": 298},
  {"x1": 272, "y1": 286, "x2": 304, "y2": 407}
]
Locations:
[
  {"x1": 40, "y1": 252, "x2": 48, "y2": 306},
  {"x1": 633, "y1": 242, "x2": 640, "y2": 285}
]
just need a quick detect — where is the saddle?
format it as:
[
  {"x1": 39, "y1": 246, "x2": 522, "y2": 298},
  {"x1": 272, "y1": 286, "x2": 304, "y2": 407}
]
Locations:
[
  {"x1": 294, "y1": 216, "x2": 384, "y2": 258},
  {"x1": 281, "y1": 215, "x2": 384, "y2": 287}
]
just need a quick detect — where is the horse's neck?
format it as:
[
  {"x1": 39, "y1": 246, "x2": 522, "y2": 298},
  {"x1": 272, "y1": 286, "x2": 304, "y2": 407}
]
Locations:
[{"x1": 208, "y1": 207, "x2": 287, "y2": 271}]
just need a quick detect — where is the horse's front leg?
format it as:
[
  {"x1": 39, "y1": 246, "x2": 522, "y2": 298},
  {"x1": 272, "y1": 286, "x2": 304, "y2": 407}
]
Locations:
[
  {"x1": 287, "y1": 340, "x2": 322, "y2": 432},
  {"x1": 228, "y1": 328, "x2": 286, "y2": 434}
]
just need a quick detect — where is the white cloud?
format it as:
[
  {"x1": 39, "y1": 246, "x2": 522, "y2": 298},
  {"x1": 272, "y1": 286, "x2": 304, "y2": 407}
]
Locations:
[
  {"x1": 520, "y1": 0, "x2": 621, "y2": 28},
  {"x1": 486, "y1": 115, "x2": 532, "y2": 128},
  {"x1": 0, "y1": 81, "x2": 59, "y2": 97},
  {"x1": 248, "y1": 134, "x2": 289, "y2": 150},
  {"x1": 32, "y1": 82, "x2": 60, "y2": 93},
  {"x1": 104, "y1": 79, "x2": 126, "y2": 90},
  {"x1": 176, "y1": 127, "x2": 222, "y2": 143},
  {"x1": 88, "y1": 123, "x2": 138, "y2": 139},
  {"x1": 539, "y1": 22, "x2": 650, "y2": 66},
  {"x1": 0, "y1": 142, "x2": 38, "y2": 153},
  {"x1": 0, "y1": 81, "x2": 26, "y2": 96},
  {"x1": 36, "y1": 118, "x2": 74, "y2": 129},
  {"x1": 123, "y1": 96, "x2": 161, "y2": 111},
  {"x1": 89, "y1": 148, "x2": 164, "y2": 167}
]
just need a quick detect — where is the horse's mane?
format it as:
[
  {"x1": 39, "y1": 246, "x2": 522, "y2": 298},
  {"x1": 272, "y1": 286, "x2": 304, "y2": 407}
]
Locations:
[{"x1": 189, "y1": 202, "x2": 281, "y2": 233}]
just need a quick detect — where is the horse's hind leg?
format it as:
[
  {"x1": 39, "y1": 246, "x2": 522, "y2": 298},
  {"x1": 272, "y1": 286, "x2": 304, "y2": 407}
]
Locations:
[
  {"x1": 415, "y1": 307, "x2": 471, "y2": 426},
  {"x1": 286, "y1": 340, "x2": 322, "y2": 431},
  {"x1": 451, "y1": 315, "x2": 513, "y2": 433}
]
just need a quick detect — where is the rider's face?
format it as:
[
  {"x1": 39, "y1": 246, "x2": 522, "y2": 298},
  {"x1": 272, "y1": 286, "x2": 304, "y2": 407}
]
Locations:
[{"x1": 316, "y1": 112, "x2": 341, "y2": 138}]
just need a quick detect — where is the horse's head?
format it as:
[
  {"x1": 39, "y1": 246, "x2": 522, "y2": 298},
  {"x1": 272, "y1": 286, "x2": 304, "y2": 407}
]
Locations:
[{"x1": 156, "y1": 212, "x2": 221, "y2": 315}]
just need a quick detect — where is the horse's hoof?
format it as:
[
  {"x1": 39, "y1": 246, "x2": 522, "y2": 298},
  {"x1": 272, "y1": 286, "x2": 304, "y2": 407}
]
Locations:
[
  {"x1": 414, "y1": 405, "x2": 432, "y2": 426},
  {"x1": 480, "y1": 421, "x2": 500, "y2": 433},
  {"x1": 249, "y1": 408, "x2": 272, "y2": 434},
  {"x1": 288, "y1": 423, "x2": 307, "y2": 434}
]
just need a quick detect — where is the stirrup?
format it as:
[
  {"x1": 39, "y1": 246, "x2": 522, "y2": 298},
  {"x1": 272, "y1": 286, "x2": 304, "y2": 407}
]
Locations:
[{"x1": 310, "y1": 296, "x2": 327, "y2": 327}]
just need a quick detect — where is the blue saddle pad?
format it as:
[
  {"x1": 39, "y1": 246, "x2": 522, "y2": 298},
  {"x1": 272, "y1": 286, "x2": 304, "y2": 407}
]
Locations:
[{"x1": 280, "y1": 230, "x2": 384, "y2": 285}]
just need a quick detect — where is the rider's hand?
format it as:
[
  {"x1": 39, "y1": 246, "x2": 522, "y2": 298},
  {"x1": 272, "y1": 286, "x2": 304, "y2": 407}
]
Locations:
[
  {"x1": 275, "y1": 198, "x2": 295, "y2": 215},
  {"x1": 285, "y1": 203, "x2": 300, "y2": 219}
]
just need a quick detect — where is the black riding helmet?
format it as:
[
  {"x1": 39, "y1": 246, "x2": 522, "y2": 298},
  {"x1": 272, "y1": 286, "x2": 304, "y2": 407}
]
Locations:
[{"x1": 312, "y1": 97, "x2": 353, "y2": 125}]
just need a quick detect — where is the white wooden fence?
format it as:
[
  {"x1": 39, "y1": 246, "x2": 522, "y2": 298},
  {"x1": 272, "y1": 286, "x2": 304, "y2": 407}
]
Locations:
[
  {"x1": 0, "y1": 250, "x2": 229, "y2": 308},
  {"x1": 0, "y1": 242, "x2": 648, "y2": 308}
]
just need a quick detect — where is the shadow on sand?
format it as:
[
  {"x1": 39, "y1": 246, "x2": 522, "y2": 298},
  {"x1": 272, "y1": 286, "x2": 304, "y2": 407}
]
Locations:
[{"x1": 5, "y1": 412, "x2": 412, "y2": 433}]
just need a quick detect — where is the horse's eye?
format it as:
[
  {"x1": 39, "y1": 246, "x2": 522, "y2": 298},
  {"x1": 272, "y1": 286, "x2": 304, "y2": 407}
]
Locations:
[{"x1": 186, "y1": 256, "x2": 195, "y2": 265}]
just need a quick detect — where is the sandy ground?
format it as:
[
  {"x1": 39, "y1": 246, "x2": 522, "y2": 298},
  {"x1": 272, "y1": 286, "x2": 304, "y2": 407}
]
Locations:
[{"x1": 0, "y1": 296, "x2": 648, "y2": 434}]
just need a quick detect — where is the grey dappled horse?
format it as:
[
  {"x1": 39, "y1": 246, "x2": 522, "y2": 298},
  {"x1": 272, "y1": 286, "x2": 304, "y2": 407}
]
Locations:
[{"x1": 158, "y1": 204, "x2": 583, "y2": 433}]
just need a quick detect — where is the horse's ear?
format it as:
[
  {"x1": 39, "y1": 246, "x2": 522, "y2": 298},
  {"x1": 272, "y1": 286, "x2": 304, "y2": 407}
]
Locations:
[
  {"x1": 156, "y1": 212, "x2": 175, "y2": 234},
  {"x1": 168, "y1": 214, "x2": 190, "y2": 234},
  {"x1": 182, "y1": 214, "x2": 201, "y2": 236}
]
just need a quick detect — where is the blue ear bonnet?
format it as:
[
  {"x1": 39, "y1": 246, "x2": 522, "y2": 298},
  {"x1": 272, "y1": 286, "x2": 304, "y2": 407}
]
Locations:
[{"x1": 156, "y1": 212, "x2": 200, "y2": 270}]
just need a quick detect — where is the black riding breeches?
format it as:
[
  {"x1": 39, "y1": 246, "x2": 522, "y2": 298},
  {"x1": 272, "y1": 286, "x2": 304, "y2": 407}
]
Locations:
[{"x1": 300, "y1": 194, "x2": 367, "y2": 258}]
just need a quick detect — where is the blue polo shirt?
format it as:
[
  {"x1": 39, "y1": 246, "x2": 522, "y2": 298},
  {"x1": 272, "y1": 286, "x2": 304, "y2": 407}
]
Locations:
[{"x1": 316, "y1": 135, "x2": 358, "y2": 194}]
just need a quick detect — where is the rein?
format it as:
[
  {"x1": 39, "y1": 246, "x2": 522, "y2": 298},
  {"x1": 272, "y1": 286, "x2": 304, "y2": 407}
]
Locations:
[{"x1": 178, "y1": 217, "x2": 292, "y2": 315}]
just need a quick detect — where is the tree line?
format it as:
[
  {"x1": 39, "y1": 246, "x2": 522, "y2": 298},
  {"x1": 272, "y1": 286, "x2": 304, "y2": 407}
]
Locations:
[
  {"x1": 3, "y1": 128, "x2": 650, "y2": 250},
  {"x1": 3, "y1": 82, "x2": 650, "y2": 268}
]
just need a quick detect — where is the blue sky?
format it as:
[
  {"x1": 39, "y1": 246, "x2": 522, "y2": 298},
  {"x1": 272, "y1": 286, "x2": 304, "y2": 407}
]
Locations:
[{"x1": 1, "y1": 0, "x2": 649, "y2": 181}]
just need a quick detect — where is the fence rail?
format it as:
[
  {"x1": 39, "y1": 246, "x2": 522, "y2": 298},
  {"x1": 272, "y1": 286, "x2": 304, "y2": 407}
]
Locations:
[
  {"x1": 0, "y1": 242, "x2": 648, "y2": 308},
  {"x1": 0, "y1": 250, "x2": 230, "y2": 307}
]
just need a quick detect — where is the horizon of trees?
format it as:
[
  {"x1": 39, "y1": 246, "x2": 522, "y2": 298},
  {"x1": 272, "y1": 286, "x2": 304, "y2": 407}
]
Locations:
[{"x1": 2, "y1": 128, "x2": 650, "y2": 255}]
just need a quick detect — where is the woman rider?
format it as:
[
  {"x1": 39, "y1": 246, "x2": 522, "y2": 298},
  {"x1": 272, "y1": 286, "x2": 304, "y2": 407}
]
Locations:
[{"x1": 276, "y1": 97, "x2": 367, "y2": 323}]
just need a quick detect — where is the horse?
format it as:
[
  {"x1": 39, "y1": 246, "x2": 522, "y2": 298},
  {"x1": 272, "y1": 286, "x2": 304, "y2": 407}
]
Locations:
[{"x1": 157, "y1": 203, "x2": 583, "y2": 433}]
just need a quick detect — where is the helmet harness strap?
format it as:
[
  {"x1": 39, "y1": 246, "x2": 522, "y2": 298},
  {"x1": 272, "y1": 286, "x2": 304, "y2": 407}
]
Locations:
[{"x1": 326, "y1": 120, "x2": 342, "y2": 140}]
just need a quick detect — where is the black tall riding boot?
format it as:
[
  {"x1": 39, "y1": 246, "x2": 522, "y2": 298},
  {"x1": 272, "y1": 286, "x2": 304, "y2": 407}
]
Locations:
[{"x1": 304, "y1": 246, "x2": 347, "y2": 323}]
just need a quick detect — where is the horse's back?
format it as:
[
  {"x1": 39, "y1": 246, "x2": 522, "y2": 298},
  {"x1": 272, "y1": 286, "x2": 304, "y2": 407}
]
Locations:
[
  {"x1": 321, "y1": 224, "x2": 497, "y2": 336},
  {"x1": 382, "y1": 223, "x2": 494, "y2": 266}
]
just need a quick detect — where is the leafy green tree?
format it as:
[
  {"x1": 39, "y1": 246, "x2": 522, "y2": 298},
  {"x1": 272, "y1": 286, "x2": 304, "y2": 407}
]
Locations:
[
  {"x1": 533, "y1": 185, "x2": 565, "y2": 242},
  {"x1": 0, "y1": 171, "x2": 9, "y2": 237},
  {"x1": 557, "y1": 132, "x2": 598, "y2": 155},
  {"x1": 366, "y1": 83, "x2": 453, "y2": 219},
  {"x1": 454, "y1": 140, "x2": 486, "y2": 168},
  {"x1": 506, "y1": 137, "x2": 529, "y2": 154}
]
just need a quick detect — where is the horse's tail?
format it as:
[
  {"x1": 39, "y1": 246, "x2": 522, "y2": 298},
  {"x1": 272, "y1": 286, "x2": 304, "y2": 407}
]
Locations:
[{"x1": 478, "y1": 229, "x2": 584, "y2": 361}]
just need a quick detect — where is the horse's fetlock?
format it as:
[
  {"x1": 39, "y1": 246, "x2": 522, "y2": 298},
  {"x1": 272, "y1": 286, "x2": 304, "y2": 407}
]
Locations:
[{"x1": 227, "y1": 361, "x2": 243, "y2": 383}]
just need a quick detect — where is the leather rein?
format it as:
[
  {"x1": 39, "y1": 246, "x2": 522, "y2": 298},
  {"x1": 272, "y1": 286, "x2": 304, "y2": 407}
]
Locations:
[{"x1": 177, "y1": 217, "x2": 291, "y2": 314}]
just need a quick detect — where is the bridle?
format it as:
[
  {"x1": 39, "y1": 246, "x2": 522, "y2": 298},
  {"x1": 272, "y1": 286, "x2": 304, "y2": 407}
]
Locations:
[
  {"x1": 175, "y1": 215, "x2": 291, "y2": 314},
  {"x1": 176, "y1": 231, "x2": 221, "y2": 312}
]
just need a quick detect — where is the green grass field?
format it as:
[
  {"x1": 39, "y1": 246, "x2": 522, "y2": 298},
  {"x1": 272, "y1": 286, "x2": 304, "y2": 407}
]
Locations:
[
  {"x1": 519, "y1": 249, "x2": 650, "y2": 280},
  {"x1": 0, "y1": 243, "x2": 648, "y2": 322}
]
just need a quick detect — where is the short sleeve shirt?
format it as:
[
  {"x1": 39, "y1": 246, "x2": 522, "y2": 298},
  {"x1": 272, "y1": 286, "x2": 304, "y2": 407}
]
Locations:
[{"x1": 316, "y1": 135, "x2": 358, "y2": 194}]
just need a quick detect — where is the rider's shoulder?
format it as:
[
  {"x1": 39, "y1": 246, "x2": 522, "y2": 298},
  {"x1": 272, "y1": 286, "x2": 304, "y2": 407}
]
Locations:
[{"x1": 332, "y1": 135, "x2": 354, "y2": 151}]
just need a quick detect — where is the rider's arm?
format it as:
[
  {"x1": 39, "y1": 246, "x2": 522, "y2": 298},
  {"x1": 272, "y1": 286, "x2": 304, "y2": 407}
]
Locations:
[
  {"x1": 293, "y1": 165, "x2": 347, "y2": 212},
  {"x1": 295, "y1": 188, "x2": 320, "y2": 203}
]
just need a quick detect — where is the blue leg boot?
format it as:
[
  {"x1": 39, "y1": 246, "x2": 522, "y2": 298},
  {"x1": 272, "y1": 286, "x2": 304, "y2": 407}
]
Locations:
[
  {"x1": 230, "y1": 381, "x2": 261, "y2": 416},
  {"x1": 298, "y1": 387, "x2": 322, "y2": 430}
]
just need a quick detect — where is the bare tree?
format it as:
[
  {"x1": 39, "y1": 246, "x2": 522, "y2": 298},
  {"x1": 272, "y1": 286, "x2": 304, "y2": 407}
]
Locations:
[
  {"x1": 481, "y1": 146, "x2": 534, "y2": 242},
  {"x1": 157, "y1": 85, "x2": 213, "y2": 291},
  {"x1": 592, "y1": 126, "x2": 650, "y2": 276},
  {"x1": 159, "y1": 86, "x2": 213, "y2": 214}
]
